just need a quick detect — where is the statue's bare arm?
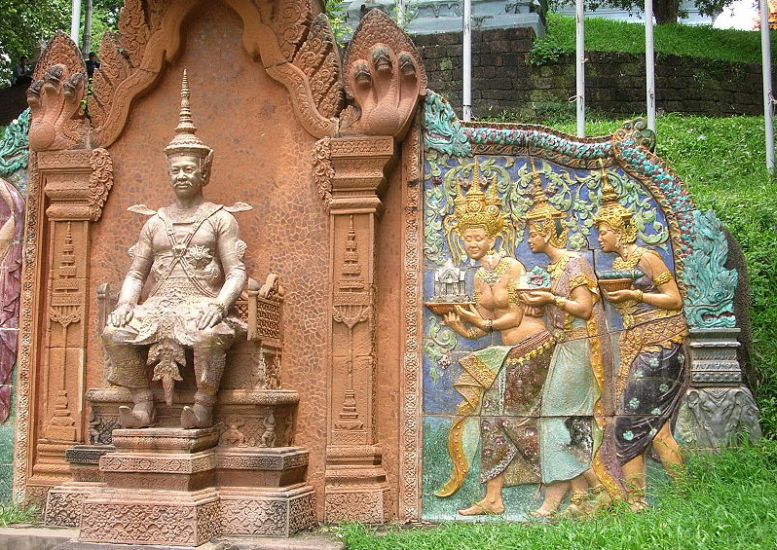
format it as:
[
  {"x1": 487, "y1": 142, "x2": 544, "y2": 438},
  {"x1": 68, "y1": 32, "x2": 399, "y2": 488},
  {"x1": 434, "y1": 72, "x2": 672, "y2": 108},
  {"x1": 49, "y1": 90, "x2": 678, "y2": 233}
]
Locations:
[
  {"x1": 197, "y1": 212, "x2": 247, "y2": 329},
  {"x1": 109, "y1": 221, "x2": 154, "y2": 327}
]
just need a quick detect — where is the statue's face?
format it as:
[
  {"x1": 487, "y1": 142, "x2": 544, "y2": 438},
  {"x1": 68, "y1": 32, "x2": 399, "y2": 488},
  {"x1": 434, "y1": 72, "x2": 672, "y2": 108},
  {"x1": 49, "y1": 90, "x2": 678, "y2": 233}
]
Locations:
[
  {"x1": 461, "y1": 227, "x2": 494, "y2": 261},
  {"x1": 527, "y1": 224, "x2": 548, "y2": 253},
  {"x1": 168, "y1": 155, "x2": 207, "y2": 199},
  {"x1": 597, "y1": 223, "x2": 619, "y2": 253}
]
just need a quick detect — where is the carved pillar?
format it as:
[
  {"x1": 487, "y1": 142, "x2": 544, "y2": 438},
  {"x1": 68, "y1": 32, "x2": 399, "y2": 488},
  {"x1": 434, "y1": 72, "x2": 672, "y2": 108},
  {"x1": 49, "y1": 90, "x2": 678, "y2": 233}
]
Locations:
[
  {"x1": 28, "y1": 149, "x2": 112, "y2": 491},
  {"x1": 324, "y1": 136, "x2": 396, "y2": 523}
]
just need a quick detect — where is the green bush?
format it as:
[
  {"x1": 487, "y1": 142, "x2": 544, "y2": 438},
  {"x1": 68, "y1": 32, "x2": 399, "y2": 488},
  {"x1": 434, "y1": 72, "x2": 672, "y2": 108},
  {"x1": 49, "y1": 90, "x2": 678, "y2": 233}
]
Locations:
[{"x1": 529, "y1": 33, "x2": 564, "y2": 66}]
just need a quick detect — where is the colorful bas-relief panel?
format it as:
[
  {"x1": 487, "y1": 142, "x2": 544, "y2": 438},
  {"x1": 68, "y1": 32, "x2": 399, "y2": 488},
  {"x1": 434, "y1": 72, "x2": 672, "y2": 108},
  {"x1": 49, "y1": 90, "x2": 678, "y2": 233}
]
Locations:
[
  {"x1": 420, "y1": 92, "x2": 759, "y2": 520},
  {"x1": 0, "y1": 109, "x2": 30, "y2": 501}
]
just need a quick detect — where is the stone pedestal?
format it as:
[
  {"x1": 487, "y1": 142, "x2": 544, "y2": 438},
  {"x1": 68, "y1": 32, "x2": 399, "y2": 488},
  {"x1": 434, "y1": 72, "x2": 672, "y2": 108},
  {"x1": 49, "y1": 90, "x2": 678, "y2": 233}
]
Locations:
[
  {"x1": 677, "y1": 328, "x2": 761, "y2": 449},
  {"x1": 45, "y1": 445, "x2": 111, "y2": 528},
  {"x1": 78, "y1": 428, "x2": 221, "y2": 547},
  {"x1": 217, "y1": 447, "x2": 316, "y2": 537}
]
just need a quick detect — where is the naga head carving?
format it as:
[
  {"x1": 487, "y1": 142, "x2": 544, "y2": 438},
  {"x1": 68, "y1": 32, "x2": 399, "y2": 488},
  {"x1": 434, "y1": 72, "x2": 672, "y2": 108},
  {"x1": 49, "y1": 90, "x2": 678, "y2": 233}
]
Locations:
[{"x1": 340, "y1": 10, "x2": 427, "y2": 139}]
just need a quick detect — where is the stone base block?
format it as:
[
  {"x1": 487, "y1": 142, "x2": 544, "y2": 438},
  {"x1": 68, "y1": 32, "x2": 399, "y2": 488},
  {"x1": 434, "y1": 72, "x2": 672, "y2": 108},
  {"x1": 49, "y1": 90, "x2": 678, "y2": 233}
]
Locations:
[
  {"x1": 45, "y1": 482, "x2": 106, "y2": 528},
  {"x1": 220, "y1": 484, "x2": 316, "y2": 537},
  {"x1": 216, "y1": 446, "x2": 308, "y2": 488},
  {"x1": 324, "y1": 485, "x2": 389, "y2": 524},
  {"x1": 79, "y1": 488, "x2": 220, "y2": 546}
]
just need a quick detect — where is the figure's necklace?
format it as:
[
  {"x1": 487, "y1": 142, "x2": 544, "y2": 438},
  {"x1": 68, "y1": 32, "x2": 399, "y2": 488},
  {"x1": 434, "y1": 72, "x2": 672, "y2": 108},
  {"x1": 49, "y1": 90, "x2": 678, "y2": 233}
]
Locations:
[
  {"x1": 547, "y1": 252, "x2": 572, "y2": 281},
  {"x1": 476, "y1": 256, "x2": 509, "y2": 285},
  {"x1": 613, "y1": 246, "x2": 646, "y2": 271}
]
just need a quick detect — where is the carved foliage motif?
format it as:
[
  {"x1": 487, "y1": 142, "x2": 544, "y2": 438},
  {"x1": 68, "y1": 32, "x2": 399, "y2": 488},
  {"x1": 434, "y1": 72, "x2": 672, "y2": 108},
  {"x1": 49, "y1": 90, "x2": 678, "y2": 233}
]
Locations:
[
  {"x1": 272, "y1": 0, "x2": 313, "y2": 61},
  {"x1": 0, "y1": 109, "x2": 31, "y2": 178},
  {"x1": 44, "y1": 489, "x2": 85, "y2": 527},
  {"x1": 292, "y1": 14, "x2": 345, "y2": 120},
  {"x1": 220, "y1": 498, "x2": 286, "y2": 535},
  {"x1": 89, "y1": 32, "x2": 132, "y2": 133},
  {"x1": 683, "y1": 210, "x2": 738, "y2": 329},
  {"x1": 27, "y1": 33, "x2": 88, "y2": 152},
  {"x1": 340, "y1": 9, "x2": 427, "y2": 139},
  {"x1": 80, "y1": 500, "x2": 220, "y2": 545},
  {"x1": 88, "y1": 149, "x2": 115, "y2": 222},
  {"x1": 313, "y1": 138, "x2": 333, "y2": 203},
  {"x1": 399, "y1": 123, "x2": 422, "y2": 521}
]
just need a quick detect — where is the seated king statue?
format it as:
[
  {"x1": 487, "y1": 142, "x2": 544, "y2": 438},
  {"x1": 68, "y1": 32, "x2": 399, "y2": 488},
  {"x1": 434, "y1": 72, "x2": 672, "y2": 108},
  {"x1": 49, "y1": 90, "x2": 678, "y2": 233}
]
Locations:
[{"x1": 102, "y1": 70, "x2": 248, "y2": 430}]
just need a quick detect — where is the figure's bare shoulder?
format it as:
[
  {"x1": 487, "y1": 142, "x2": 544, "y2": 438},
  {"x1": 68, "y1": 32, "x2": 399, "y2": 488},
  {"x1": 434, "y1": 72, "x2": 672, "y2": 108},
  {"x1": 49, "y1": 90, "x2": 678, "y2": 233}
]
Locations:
[{"x1": 502, "y1": 256, "x2": 526, "y2": 277}]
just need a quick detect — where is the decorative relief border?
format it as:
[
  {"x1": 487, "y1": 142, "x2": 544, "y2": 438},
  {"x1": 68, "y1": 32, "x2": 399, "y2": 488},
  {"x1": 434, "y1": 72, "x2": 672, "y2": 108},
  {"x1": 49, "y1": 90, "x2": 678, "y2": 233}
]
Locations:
[{"x1": 399, "y1": 119, "x2": 423, "y2": 521}]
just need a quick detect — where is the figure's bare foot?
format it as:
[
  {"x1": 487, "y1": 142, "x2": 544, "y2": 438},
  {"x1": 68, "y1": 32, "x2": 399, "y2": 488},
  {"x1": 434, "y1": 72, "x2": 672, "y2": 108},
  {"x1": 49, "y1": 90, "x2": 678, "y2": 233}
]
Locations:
[
  {"x1": 557, "y1": 492, "x2": 592, "y2": 520},
  {"x1": 118, "y1": 403, "x2": 155, "y2": 428},
  {"x1": 181, "y1": 404, "x2": 213, "y2": 429},
  {"x1": 529, "y1": 507, "x2": 556, "y2": 519},
  {"x1": 628, "y1": 498, "x2": 649, "y2": 512},
  {"x1": 458, "y1": 499, "x2": 505, "y2": 516},
  {"x1": 591, "y1": 486, "x2": 613, "y2": 514}
]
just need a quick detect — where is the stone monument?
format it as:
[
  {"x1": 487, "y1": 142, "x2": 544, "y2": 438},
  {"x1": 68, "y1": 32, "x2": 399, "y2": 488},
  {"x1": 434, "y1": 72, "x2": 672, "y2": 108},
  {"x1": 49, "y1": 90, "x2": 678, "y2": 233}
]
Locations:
[{"x1": 5, "y1": 0, "x2": 760, "y2": 542}]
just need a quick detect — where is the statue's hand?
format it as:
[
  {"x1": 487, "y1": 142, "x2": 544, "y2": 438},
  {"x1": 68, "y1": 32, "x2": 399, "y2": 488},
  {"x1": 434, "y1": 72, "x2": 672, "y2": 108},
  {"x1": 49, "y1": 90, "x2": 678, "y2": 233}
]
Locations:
[
  {"x1": 197, "y1": 303, "x2": 224, "y2": 330},
  {"x1": 109, "y1": 303, "x2": 135, "y2": 327}
]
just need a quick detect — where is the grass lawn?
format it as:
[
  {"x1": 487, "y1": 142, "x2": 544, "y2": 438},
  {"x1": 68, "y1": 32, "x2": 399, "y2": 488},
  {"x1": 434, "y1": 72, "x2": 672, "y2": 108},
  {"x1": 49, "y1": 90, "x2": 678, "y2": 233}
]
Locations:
[
  {"x1": 339, "y1": 441, "x2": 777, "y2": 549},
  {"x1": 534, "y1": 13, "x2": 777, "y2": 65}
]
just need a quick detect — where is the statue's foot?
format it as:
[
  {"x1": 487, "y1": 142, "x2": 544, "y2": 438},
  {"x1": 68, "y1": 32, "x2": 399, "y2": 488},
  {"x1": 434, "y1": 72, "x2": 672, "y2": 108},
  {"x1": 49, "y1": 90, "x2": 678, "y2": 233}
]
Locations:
[
  {"x1": 458, "y1": 499, "x2": 504, "y2": 516},
  {"x1": 181, "y1": 404, "x2": 213, "y2": 429},
  {"x1": 557, "y1": 492, "x2": 592, "y2": 520},
  {"x1": 118, "y1": 403, "x2": 156, "y2": 428}
]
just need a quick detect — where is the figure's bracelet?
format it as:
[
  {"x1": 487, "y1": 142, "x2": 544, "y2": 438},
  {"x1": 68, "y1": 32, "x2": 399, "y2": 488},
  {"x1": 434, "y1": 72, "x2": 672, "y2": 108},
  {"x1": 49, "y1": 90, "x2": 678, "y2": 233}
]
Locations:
[
  {"x1": 212, "y1": 302, "x2": 228, "y2": 316},
  {"x1": 634, "y1": 290, "x2": 644, "y2": 303},
  {"x1": 484, "y1": 319, "x2": 494, "y2": 333},
  {"x1": 553, "y1": 295, "x2": 567, "y2": 308}
]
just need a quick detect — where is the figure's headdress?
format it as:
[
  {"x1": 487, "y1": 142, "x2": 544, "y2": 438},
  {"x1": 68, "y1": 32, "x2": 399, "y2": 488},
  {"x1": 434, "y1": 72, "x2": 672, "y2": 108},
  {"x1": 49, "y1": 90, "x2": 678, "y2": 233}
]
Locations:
[
  {"x1": 592, "y1": 166, "x2": 638, "y2": 244},
  {"x1": 525, "y1": 158, "x2": 568, "y2": 248},
  {"x1": 443, "y1": 158, "x2": 515, "y2": 264},
  {"x1": 451, "y1": 158, "x2": 504, "y2": 236},
  {"x1": 164, "y1": 70, "x2": 213, "y2": 162}
]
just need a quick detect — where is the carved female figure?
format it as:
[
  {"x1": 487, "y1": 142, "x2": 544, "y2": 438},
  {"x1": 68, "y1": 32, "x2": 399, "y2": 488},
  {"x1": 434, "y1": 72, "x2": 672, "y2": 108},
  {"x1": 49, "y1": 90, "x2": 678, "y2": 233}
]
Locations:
[
  {"x1": 520, "y1": 166, "x2": 610, "y2": 517},
  {"x1": 435, "y1": 162, "x2": 555, "y2": 516},
  {"x1": 594, "y1": 180, "x2": 687, "y2": 511}
]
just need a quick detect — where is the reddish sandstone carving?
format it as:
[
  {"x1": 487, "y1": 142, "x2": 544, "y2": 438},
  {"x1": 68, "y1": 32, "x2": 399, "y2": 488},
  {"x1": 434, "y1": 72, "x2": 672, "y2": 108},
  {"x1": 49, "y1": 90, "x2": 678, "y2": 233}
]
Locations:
[
  {"x1": 90, "y1": 0, "x2": 341, "y2": 146},
  {"x1": 27, "y1": 33, "x2": 88, "y2": 152},
  {"x1": 340, "y1": 10, "x2": 427, "y2": 139},
  {"x1": 324, "y1": 136, "x2": 396, "y2": 522}
]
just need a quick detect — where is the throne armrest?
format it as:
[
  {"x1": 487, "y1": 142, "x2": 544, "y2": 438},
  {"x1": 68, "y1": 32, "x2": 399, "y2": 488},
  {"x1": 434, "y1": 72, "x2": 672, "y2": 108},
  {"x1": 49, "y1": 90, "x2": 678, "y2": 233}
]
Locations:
[{"x1": 247, "y1": 273, "x2": 285, "y2": 350}]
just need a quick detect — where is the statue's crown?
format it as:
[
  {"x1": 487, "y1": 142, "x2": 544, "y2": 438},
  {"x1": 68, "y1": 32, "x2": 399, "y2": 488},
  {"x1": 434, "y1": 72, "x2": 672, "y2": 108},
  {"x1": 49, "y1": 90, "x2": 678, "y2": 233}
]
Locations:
[
  {"x1": 452, "y1": 158, "x2": 504, "y2": 236},
  {"x1": 525, "y1": 158, "x2": 564, "y2": 223},
  {"x1": 593, "y1": 167, "x2": 636, "y2": 233},
  {"x1": 164, "y1": 70, "x2": 213, "y2": 159}
]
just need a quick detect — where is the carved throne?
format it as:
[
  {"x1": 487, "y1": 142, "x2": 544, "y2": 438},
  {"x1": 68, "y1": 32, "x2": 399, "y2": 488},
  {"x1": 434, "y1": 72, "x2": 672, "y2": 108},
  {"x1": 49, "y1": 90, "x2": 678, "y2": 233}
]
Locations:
[{"x1": 44, "y1": 274, "x2": 316, "y2": 544}]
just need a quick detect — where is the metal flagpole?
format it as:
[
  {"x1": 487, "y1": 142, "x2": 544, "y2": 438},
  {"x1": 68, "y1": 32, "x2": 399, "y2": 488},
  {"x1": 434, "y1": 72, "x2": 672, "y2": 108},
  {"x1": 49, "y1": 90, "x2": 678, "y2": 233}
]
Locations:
[
  {"x1": 575, "y1": 0, "x2": 585, "y2": 137},
  {"x1": 760, "y1": 0, "x2": 775, "y2": 173},
  {"x1": 645, "y1": 0, "x2": 656, "y2": 133},
  {"x1": 70, "y1": 0, "x2": 82, "y2": 43},
  {"x1": 463, "y1": 0, "x2": 472, "y2": 121}
]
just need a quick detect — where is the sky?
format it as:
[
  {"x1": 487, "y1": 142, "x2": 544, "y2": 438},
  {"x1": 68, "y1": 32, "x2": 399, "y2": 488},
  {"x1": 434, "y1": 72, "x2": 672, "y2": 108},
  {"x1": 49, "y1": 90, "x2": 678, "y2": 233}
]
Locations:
[{"x1": 713, "y1": 0, "x2": 759, "y2": 30}]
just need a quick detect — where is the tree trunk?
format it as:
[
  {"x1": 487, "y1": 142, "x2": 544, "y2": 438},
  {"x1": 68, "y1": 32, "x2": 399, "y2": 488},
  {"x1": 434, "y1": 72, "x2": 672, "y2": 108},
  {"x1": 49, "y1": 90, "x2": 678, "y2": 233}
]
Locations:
[{"x1": 653, "y1": 0, "x2": 680, "y2": 24}]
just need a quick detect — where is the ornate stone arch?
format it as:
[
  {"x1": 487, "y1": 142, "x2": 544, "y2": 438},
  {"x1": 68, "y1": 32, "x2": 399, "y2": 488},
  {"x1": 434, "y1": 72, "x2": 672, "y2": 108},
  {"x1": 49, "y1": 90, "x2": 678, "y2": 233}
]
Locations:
[{"x1": 88, "y1": 0, "x2": 344, "y2": 146}]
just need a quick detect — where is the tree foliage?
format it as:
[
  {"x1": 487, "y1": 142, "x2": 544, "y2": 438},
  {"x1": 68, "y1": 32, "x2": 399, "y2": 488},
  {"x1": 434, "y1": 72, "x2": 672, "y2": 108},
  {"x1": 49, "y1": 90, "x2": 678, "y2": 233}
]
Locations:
[
  {"x1": 0, "y1": 0, "x2": 123, "y2": 87},
  {"x1": 0, "y1": 0, "x2": 71, "y2": 85}
]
